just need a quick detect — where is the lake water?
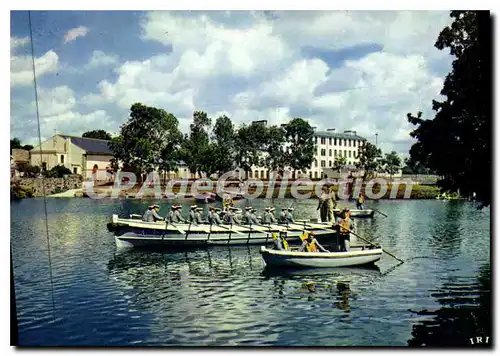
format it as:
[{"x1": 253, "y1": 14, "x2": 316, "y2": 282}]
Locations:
[{"x1": 11, "y1": 198, "x2": 491, "y2": 347}]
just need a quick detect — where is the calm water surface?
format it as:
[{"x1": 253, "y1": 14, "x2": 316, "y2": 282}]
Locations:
[{"x1": 11, "y1": 198, "x2": 491, "y2": 347}]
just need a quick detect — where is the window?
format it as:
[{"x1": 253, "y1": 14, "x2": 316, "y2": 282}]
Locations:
[
  {"x1": 314, "y1": 171, "x2": 318, "y2": 179},
  {"x1": 334, "y1": 149, "x2": 337, "y2": 157},
  {"x1": 266, "y1": 171, "x2": 270, "y2": 179},
  {"x1": 334, "y1": 138, "x2": 337, "y2": 145},
  {"x1": 42, "y1": 162, "x2": 47, "y2": 171},
  {"x1": 315, "y1": 136, "x2": 318, "y2": 144},
  {"x1": 60, "y1": 155, "x2": 64, "y2": 164},
  {"x1": 344, "y1": 150, "x2": 347, "y2": 157},
  {"x1": 314, "y1": 160, "x2": 318, "y2": 167},
  {"x1": 329, "y1": 138, "x2": 332, "y2": 145},
  {"x1": 349, "y1": 151, "x2": 352, "y2": 158},
  {"x1": 249, "y1": 171, "x2": 252, "y2": 178},
  {"x1": 344, "y1": 139, "x2": 347, "y2": 146},
  {"x1": 329, "y1": 149, "x2": 332, "y2": 156},
  {"x1": 348, "y1": 139, "x2": 351, "y2": 147},
  {"x1": 73, "y1": 167, "x2": 77, "y2": 174},
  {"x1": 261, "y1": 170, "x2": 265, "y2": 178},
  {"x1": 339, "y1": 139, "x2": 342, "y2": 146},
  {"x1": 309, "y1": 171, "x2": 312, "y2": 178},
  {"x1": 329, "y1": 160, "x2": 332, "y2": 167},
  {"x1": 353, "y1": 140, "x2": 356, "y2": 147},
  {"x1": 320, "y1": 137, "x2": 326, "y2": 145},
  {"x1": 321, "y1": 149, "x2": 326, "y2": 156},
  {"x1": 321, "y1": 160, "x2": 326, "y2": 168},
  {"x1": 254, "y1": 170, "x2": 258, "y2": 178}
]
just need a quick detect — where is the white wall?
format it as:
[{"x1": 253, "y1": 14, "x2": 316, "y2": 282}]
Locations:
[{"x1": 85, "y1": 154, "x2": 114, "y2": 180}]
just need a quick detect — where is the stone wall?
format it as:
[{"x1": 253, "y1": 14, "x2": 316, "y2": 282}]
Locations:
[{"x1": 16, "y1": 175, "x2": 83, "y2": 196}]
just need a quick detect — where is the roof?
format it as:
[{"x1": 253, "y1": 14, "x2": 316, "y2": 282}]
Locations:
[
  {"x1": 59, "y1": 135, "x2": 113, "y2": 155},
  {"x1": 314, "y1": 131, "x2": 367, "y2": 141}
]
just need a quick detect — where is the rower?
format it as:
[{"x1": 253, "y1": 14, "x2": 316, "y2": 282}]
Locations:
[
  {"x1": 244, "y1": 207, "x2": 258, "y2": 224},
  {"x1": 225, "y1": 207, "x2": 241, "y2": 224},
  {"x1": 272, "y1": 230, "x2": 290, "y2": 251},
  {"x1": 207, "y1": 206, "x2": 222, "y2": 225},
  {"x1": 269, "y1": 207, "x2": 277, "y2": 223},
  {"x1": 173, "y1": 205, "x2": 187, "y2": 223},
  {"x1": 189, "y1": 205, "x2": 198, "y2": 223},
  {"x1": 251, "y1": 208, "x2": 260, "y2": 224},
  {"x1": 142, "y1": 204, "x2": 164, "y2": 222},
  {"x1": 167, "y1": 205, "x2": 177, "y2": 223},
  {"x1": 286, "y1": 208, "x2": 295, "y2": 223},
  {"x1": 298, "y1": 231, "x2": 329, "y2": 253},
  {"x1": 262, "y1": 207, "x2": 276, "y2": 224},
  {"x1": 336, "y1": 208, "x2": 356, "y2": 252},
  {"x1": 278, "y1": 208, "x2": 288, "y2": 224},
  {"x1": 195, "y1": 207, "x2": 206, "y2": 224}
]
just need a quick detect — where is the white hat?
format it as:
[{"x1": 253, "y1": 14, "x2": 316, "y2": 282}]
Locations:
[
  {"x1": 269, "y1": 207, "x2": 275, "y2": 212},
  {"x1": 190, "y1": 205, "x2": 198, "y2": 209}
]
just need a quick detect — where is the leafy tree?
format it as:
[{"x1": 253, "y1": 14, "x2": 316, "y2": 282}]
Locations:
[
  {"x1": 211, "y1": 115, "x2": 236, "y2": 175},
  {"x1": 180, "y1": 111, "x2": 212, "y2": 178},
  {"x1": 10, "y1": 138, "x2": 22, "y2": 153},
  {"x1": 333, "y1": 156, "x2": 347, "y2": 173},
  {"x1": 82, "y1": 130, "x2": 112, "y2": 140},
  {"x1": 262, "y1": 125, "x2": 286, "y2": 175},
  {"x1": 235, "y1": 123, "x2": 267, "y2": 179},
  {"x1": 109, "y1": 103, "x2": 183, "y2": 183},
  {"x1": 356, "y1": 141, "x2": 382, "y2": 180},
  {"x1": 407, "y1": 11, "x2": 490, "y2": 207},
  {"x1": 283, "y1": 118, "x2": 315, "y2": 177},
  {"x1": 382, "y1": 151, "x2": 402, "y2": 180}
]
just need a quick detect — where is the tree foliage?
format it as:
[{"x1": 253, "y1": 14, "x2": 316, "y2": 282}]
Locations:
[
  {"x1": 235, "y1": 123, "x2": 267, "y2": 179},
  {"x1": 180, "y1": 111, "x2": 212, "y2": 178},
  {"x1": 333, "y1": 156, "x2": 347, "y2": 173},
  {"x1": 283, "y1": 118, "x2": 315, "y2": 173},
  {"x1": 82, "y1": 129, "x2": 112, "y2": 140},
  {"x1": 10, "y1": 138, "x2": 22, "y2": 153},
  {"x1": 356, "y1": 141, "x2": 382, "y2": 179},
  {"x1": 109, "y1": 103, "x2": 183, "y2": 182},
  {"x1": 43, "y1": 165, "x2": 72, "y2": 178},
  {"x1": 407, "y1": 11, "x2": 490, "y2": 206},
  {"x1": 211, "y1": 115, "x2": 236, "y2": 175},
  {"x1": 262, "y1": 125, "x2": 286, "y2": 174},
  {"x1": 382, "y1": 151, "x2": 402, "y2": 179}
]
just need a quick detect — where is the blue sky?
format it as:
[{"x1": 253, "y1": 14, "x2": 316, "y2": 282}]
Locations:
[{"x1": 10, "y1": 10, "x2": 454, "y2": 155}]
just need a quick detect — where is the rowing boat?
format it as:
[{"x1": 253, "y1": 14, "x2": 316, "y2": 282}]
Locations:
[
  {"x1": 107, "y1": 214, "x2": 340, "y2": 249},
  {"x1": 260, "y1": 245, "x2": 382, "y2": 268}
]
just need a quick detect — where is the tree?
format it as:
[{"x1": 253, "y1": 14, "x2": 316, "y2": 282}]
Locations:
[
  {"x1": 109, "y1": 103, "x2": 183, "y2": 183},
  {"x1": 333, "y1": 156, "x2": 347, "y2": 173},
  {"x1": 283, "y1": 118, "x2": 315, "y2": 177},
  {"x1": 382, "y1": 151, "x2": 402, "y2": 181},
  {"x1": 43, "y1": 165, "x2": 72, "y2": 178},
  {"x1": 235, "y1": 123, "x2": 266, "y2": 179},
  {"x1": 82, "y1": 130, "x2": 112, "y2": 140},
  {"x1": 356, "y1": 141, "x2": 382, "y2": 179},
  {"x1": 262, "y1": 125, "x2": 286, "y2": 175},
  {"x1": 10, "y1": 138, "x2": 22, "y2": 153},
  {"x1": 22, "y1": 144, "x2": 34, "y2": 151},
  {"x1": 211, "y1": 115, "x2": 236, "y2": 176},
  {"x1": 17, "y1": 163, "x2": 40, "y2": 177},
  {"x1": 180, "y1": 111, "x2": 212, "y2": 178},
  {"x1": 407, "y1": 11, "x2": 490, "y2": 207}
]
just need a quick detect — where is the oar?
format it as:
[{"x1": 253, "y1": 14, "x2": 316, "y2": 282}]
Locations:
[
  {"x1": 346, "y1": 228, "x2": 404, "y2": 264},
  {"x1": 373, "y1": 209, "x2": 388, "y2": 217}
]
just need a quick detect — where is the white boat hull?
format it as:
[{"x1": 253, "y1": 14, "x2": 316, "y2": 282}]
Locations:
[
  {"x1": 108, "y1": 215, "x2": 340, "y2": 249},
  {"x1": 260, "y1": 246, "x2": 382, "y2": 268},
  {"x1": 333, "y1": 209, "x2": 375, "y2": 218}
]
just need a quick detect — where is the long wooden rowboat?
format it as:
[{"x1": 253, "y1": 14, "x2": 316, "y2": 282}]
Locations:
[
  {"x1": 260, "y1": 245, "x2": 383, "y2": 268},
  {"x1": 333, "y1": 209, "x2": 375, "y2": 218},
  {"x1": 107, "y1": 214, "x2": 339, "y2": 249}
]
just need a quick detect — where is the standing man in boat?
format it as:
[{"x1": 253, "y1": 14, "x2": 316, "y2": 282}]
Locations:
[
  {"x1": 328, "y1": 185, "x2": 337, "y2": 222},
  {"x1": 142, "y1": 204, "x2": 164, "y2": 222},
  {"x1": 336, "y1": 208, "x2": 356, "y2": 251},
  {"x1": 207, "y1": 206, "x2": 223, "y2": 225},
  {"x1": 356, "y1": 192, "x2": 365, "y2": 210},
  {"x1": 298, "y1": 232, "x2": 329, "y2": 253},
  {"x1": 317, "y1": 186, "x2": 330, "y2": 222}
]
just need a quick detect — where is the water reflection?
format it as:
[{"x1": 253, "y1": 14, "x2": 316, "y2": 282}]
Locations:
[{"x1": 407, "y1": 263, "x2": 491, "y2": 347}]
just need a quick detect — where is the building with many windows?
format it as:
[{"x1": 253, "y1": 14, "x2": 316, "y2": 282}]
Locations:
[{"x1": 244, "y1": 124, "x2": 367, "y2": 180}]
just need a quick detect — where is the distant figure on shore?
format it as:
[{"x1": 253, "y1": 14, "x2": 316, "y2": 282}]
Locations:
[
  {"x1": 207, "y1": 206, "x2": 222, "y2": 225},
  {"x1": 142, "y1": 204, "x2": 164, "y2": 222},
  {"x1": 356, "y1": 193, "x2": 365, "y2": 210}
]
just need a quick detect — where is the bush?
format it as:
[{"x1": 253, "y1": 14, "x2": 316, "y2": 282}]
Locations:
[{"x1": 43, "y1": 165, "x2": 72, "y2": 178}]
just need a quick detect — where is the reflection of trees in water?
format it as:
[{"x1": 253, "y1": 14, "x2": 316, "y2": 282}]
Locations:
[
  {"x1": 429, "y1": 201, "x2": 465, "y2": 258},
  {"x1": 407, "y1": 263, "x2": 491, "y2": 347}
]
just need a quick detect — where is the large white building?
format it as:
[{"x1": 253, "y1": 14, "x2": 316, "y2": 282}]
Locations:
[{"x1": 245, "y1": 124, "x2": 367, "y2": 180}]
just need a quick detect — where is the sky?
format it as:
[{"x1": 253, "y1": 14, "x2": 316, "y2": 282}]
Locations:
[{"x1": 10, "y1": 10, "x2": 455, "y2": 155}]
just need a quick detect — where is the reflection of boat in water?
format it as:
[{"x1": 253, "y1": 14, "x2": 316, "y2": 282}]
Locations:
[
  {"x1": 107, "y1": 214, "x2": 340, "y2": 249},
  {"x1": 260, "y1": 245, "x2": 382, "y2": 268},
  {"x1": 333, "y1": 209, "x2": 375, "y2": 218}
]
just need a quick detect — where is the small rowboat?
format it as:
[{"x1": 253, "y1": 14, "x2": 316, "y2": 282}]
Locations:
[
  {"x1": 260, "y1": 245, "x2": 382, "y2": 268},
  {"x1": 333, "y1": 209, "x2": 375, "y2": 218}
]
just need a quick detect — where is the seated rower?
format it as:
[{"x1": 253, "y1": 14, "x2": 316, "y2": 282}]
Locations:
[
  {"x1": 269, "y1": 207, "x2": 277, "y2": 223},
  {"x1": 207, "y1": 206, "x2": 223, "y2": 225},
  {"x1": 195, "y1": 207, "x2": 206, "y2": 224},
  {"x1": 278, "y1": 208, "x2": 288, "y2": 224},
  {"x1": 224, "y1": 207, "x2": 241, "y2": 224},
  {"x1": 286, "y1": 208, "x2": 295, "y2": 223},
  {"x1": 299, "y1": 232, "x2": 329, "y2": 253},
  {"x1": 244, "y1": 207, "x2": 258, "y2": 225},
  {"x1": 167, "y1": 205, "x2": 177, "y2": 223},
  {"x1": 188, "y1": 205, "x2": 198, "y2": 223},
  {"x1": 251, "y1": 208, "x2": 260, "y2": 224},
  {"x1": 142, "y1": 204, "x2": 164, "y2": 222},
  {"x1": 262, "y1": 207, "x2": 276, "y2": 224},
  {"x1": 173, "y1": 205, "x2": 187, "y2": 223},
  {"x1": 272, "y1": 230, "x2": 290, "y2": 251}
]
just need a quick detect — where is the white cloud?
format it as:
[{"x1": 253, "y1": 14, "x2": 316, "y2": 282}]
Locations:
[
  {"x1": 10, "y1": 50, "x2": 59, "y2": 86},
  {"x1": 10, "y1": 36, "x2": 30, "y2": 50},
  {"x1": 63, "y1": 26, "x2": 89, "y2": 44},
  {"x1": 12, "y1": 11, "x2": 455, "y2": 154},
  {"x1": 85, "y1": 50, "x2": 119, "y2": 69}
]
